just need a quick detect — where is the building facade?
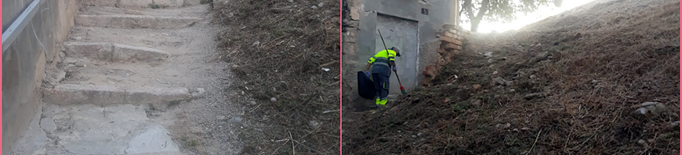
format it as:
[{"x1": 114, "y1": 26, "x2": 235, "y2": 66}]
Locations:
[{"x1": 343, "y1": 0, "x2": 465, "y2": 104}]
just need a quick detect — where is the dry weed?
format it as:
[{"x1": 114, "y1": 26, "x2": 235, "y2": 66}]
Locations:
[{"x1": 213, "y1": 0, "x2": 340, "y2": 154}]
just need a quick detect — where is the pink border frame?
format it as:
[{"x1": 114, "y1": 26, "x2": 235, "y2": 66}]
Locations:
[
  {"x1": 12, "y1": 0, "x2": 682, "y2": 154},
  {"x1": 0, "y1": 0, "x2": 339, "y2": 153},
  {"x1": 339, "y1": 0, "x2": 344, "y2": 154},
  {"x1": 1, "y1": 0, "x2": 5, "y2": 150},
  {"x1": 678, "y1": 0, "x2": 682, "y2": 151}
]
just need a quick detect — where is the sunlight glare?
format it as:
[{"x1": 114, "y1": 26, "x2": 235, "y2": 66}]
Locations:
[{"x1": 461, "y1": 0, "x2": 598, "y2": 33}]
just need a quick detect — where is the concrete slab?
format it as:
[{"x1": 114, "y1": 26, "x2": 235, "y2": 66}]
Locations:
[
  {"x1": 37, "y1": 104, "x2": 183, "y2": 155},
  {"x1": 40, "y1": 117, "x2": 57, "y2": 134},
  {"x1": 42, "y1": 104, "x2": 62, "y2": 117},
  {"x1": 75, "y1": 15, "x2": 202, "y2": 29},
  {"x1": 80, "y1": 0, "x2": 119, "y2": 7},
  {"x1": 184, "y1": 0, "x2": 203, "y2": 6},
  {"x1": 153, "y1": 0, "x2": 185, "y2": 7},
  {"x1": 114, "y1": 44, "x2": 171, "y2": 62},
  {"x1": 43, "y1": 84, "x2": 126, "y2": 105},
  {"x1": 125, "y1": 125, "x2": 180, "y2": 154},
  {"x1": 45, "y1": 104, "x2": 168, "y2": 154},
  {"x1": 130, "y1": 152, "x2": 188, "y2": 155},
  {"x1": 12, "y1": 112, "x2": 47, "y2": 155},
  {"x1": 64, "y1": 42, "x2": 170, "y2": 62},
  {"x1": 126, "y1": 87, "x2": 193, "y2": 106},
  {"x1": 119, "y1": 0, "x2": 155, "y2": 8},
  {"x1": 43, "y1": 84, "x2": 191, "y2": 106},
  {"x1": 63, "y1": 42, "x2": 115, "y2": 61}
]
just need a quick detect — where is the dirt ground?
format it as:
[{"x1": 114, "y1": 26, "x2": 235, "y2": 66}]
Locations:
[
  {"x1": 212, "y1": 0, "x2": 341, "y2": 154},
  {"x1": 343, "y1": 0, "x2": 680, "y2": 154}
]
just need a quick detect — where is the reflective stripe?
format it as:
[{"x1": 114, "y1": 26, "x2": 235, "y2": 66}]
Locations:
[
  {"x1": 375, "y1": 57, "x2": 389, "y2": 62},
  {"x1": 373, "y1": 62, "x2": 390, "y2": 67},
  {"x1": 372, "y1": 57, "x2": 391, "y2": 67}
]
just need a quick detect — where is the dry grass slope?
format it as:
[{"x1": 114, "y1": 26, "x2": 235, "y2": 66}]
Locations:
[
  {"x1": 213, "y1": 0, "x2": 340, "y2": 154},
  {"x1": 344, "y1": 0, "x2": 679, "y2": 154}
]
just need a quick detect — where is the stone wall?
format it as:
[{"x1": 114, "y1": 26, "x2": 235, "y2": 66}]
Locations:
[
  {"x1": 2, "y1": 0, "x2": 79, "y2": 153},
  {"x1": 342, "y1": 0, "x2": 361, "y2": 104}
]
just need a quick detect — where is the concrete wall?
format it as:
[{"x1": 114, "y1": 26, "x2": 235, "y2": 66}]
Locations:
[
  {"x1": 2, "y1": 0, "x2": 79, "y2": 153},
  {"x1": 422, "y1": 0, "x2": 458, "y2": 43},
  {"x1": 342, "y1": 0, "x2": 459, "y2": 104},
  {"x1": 418, "y1": 0, "x2": 458, "y2": 85}
]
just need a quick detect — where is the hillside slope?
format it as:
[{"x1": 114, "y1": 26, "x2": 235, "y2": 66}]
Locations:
[
  {"x1": 213, "y1": 0, "x2": 341, "y2": 154},
  {"x1": 344, "y1": 0, "x2": 679, "y2": 154}
]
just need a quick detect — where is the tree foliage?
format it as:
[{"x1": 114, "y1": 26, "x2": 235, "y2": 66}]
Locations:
[{"x1": 460, "y1": 0, "x2": 563, "y2": 32}]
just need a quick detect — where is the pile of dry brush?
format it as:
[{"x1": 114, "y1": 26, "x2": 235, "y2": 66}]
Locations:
[{"x1": 213, "y1": 0, "x2": 340, "y2": 154}]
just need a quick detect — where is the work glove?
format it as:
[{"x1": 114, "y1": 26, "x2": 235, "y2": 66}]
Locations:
[
  {"x1": 364, "y1": 71, "x2": 370, "y2": 77},
  {"x1": 392, "y1": 67, "x2": 397, "y2": 71}
]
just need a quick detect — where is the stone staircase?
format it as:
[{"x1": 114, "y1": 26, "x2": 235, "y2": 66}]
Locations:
[{"x1": 13, "y1": 1, "x2": 213, "y2": 154}]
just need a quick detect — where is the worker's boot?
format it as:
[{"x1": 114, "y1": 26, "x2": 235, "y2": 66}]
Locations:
[{"x1": 376, "y1": 99, "x2": 387, "y2": 110}]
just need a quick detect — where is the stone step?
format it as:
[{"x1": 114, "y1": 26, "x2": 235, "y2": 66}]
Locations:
[
  {"x1": 63, "y1": 42, "x2": 170, "y2": 62},
  {"x1": 56, "y1": 59, "x2": 196, "y2": 89},
  {"x1": 43, "y1": 84, "x2": 192, "y2": 107},
  {"x1": 129, "y1": 151, "x2": 188, "y2": 155},
  {"x1": 75, "y1": 15, "x2": 202, "y2": 29},
  {"x1": 67, "y1": 26, "x2": 188, "y2": 51},
  {"x1": 81, "y1": 0, "x2": 203, "y2": 8},
  {"x1": 80, "y1": 5, "x2": 207, "y2": 18}
]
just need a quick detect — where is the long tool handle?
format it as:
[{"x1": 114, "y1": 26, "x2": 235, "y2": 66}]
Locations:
[
  {"x1": 378, "y1": 29, "x2": 390, "y2": 53},
  {"x1": 379, "y1": 30, "x2": 402, "y2": 85},
  {"x1": 379, "y1": 30, "x2": 407, "y2": 95},
  {"x1": 393, "y1": 70, "x2": 403, "y2": 86}
]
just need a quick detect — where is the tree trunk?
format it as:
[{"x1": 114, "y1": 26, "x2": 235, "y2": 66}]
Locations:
[
  {"x1": 468, "y1": 0, "x2": 489, "y2": 32},
  {"x1": 459, "y1": 0, "x2": 471, "y2": 19},
  {"x1": 470, "y1": 19, "x2": 481, "y2": 32}
]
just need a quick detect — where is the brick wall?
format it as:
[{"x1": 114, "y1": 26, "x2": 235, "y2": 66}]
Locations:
[{"x1": 421, "y1": 24, "x2": 469, "y2": 86}]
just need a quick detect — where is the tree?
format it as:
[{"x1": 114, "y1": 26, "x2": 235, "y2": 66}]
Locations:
[{"x1": 459, "y1": 0, "x2": 563, "y2": 32}]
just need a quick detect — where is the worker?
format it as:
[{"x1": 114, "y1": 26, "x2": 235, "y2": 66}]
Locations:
[{"x1": 364, "y1": 46, "x2": 401, "y2": 107}]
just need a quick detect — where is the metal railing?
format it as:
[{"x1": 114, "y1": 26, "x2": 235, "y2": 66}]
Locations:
[{"x1": 2, "y1": 0, "x2": 41, "y2": 52}]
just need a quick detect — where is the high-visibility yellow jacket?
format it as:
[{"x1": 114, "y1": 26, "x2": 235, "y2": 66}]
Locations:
[{"x1": 368, "y1": 49, "x2": 396, "y2": 67}]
